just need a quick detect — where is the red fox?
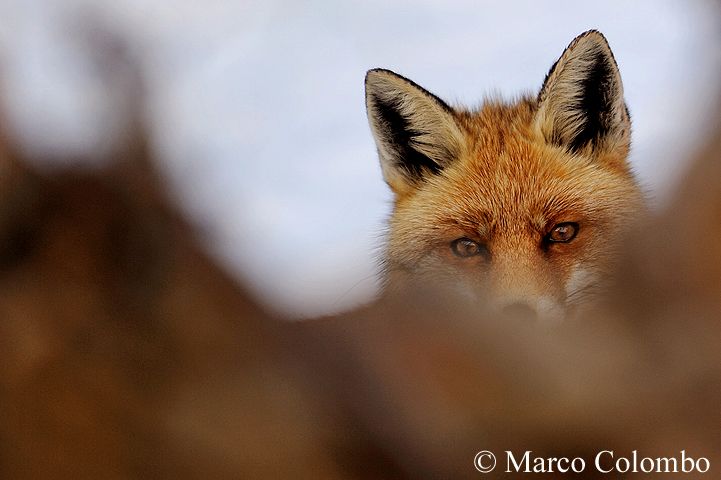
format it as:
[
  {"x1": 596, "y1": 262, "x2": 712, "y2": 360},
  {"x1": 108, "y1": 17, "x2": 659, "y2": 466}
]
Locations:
[{"x1": 365, "y1": 30, "x2": 645, "y2": 324}]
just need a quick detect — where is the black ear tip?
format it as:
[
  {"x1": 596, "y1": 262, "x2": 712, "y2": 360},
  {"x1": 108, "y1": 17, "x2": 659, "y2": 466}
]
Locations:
[
  {"x1": 572, "y1": 29, "x2": 612, "y2": 50},
  {"x1": 579, "y1": 29, "x2": 605, "y2": 38},
  {"x1": 365, "y1": 68, "x2": 399, "y2": 85}
]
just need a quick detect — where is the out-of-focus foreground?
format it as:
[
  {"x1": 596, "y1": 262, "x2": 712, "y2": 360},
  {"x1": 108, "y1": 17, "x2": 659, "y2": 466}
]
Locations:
[{"x1": 0, "y1": 74, "x2": 720, "y2": 479}]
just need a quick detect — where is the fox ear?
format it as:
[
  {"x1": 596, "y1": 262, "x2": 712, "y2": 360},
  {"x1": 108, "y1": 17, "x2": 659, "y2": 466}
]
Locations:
[
  {"x1": 365, "y1": 69, "x2": 464, "y2": 195},
  {"x1": 535, "y1": 30, "x2": 630, "y2": 160}
]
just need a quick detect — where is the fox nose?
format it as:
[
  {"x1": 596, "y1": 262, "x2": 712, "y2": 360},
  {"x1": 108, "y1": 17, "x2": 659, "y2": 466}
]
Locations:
[{"x1": 500, "y1": 302, "x2": 538, "y2": 322}]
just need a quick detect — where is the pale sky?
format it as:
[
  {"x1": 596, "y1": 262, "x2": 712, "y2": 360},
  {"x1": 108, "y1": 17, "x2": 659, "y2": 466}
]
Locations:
[{"x1": 1, "y1": 0, "x2": 720, "y2": 316}]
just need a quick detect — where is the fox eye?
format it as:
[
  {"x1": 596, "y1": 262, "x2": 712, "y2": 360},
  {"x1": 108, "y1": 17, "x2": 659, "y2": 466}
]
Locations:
[
  {"x1": 450, "y1": 238, "x2": 486, "y2": 258},
  {"x1": 547, "y1": 222, "x2": 579, "y2": 243}
]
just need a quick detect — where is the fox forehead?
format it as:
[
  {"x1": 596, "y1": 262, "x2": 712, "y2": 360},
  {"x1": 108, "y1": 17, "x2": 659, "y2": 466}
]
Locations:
[{"x1": 393, "y1": 101, "x2": 638, "y2": 236}]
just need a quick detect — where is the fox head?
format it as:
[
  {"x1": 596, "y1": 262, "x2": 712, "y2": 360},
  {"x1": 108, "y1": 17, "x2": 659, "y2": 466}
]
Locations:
[{"x1": 365, "y1": 30, "x2": 645, "y2": 324}]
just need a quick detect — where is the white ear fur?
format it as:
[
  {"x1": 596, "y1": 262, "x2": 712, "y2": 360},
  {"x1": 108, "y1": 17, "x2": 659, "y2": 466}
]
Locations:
[
  {"x1": 535, "y1": 30, "x2": 630, "y2": 158},
  {"x1": 365, "y1": 69, "x2": 464, "y2": 194}
]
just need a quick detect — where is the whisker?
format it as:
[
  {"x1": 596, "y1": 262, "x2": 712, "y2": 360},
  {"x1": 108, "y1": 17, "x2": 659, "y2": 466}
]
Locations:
[
  {"x1": 566, "y1": 282, "x2": 602, "y2": 305},
  {"x1": 331, "y1": 273, "x2": 380, "y2": 308}
]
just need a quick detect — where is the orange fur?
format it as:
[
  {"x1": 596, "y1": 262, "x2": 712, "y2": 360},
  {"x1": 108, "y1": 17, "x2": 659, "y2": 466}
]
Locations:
[{"x1": 366, "y1": 31, "x2": 645, "y2": 323}]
